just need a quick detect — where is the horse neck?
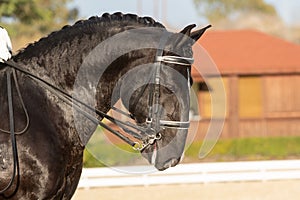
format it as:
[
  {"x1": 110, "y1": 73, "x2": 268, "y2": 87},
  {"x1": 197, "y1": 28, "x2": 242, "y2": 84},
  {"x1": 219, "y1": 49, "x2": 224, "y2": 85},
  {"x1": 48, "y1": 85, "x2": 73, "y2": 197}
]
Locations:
[
  {"x1": 13, "y1": 30, "x2": 157, "y2": 114},
  {"x1": 13, "y1": 34, "x2": 102, "y2": 91}
]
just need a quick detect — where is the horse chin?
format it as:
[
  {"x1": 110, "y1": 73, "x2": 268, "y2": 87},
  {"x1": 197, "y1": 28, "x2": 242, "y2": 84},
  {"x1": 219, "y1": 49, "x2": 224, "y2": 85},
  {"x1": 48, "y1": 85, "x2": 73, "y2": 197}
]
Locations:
[
  {"x1": 156, "y1": 157, "x2": 181, "y2": 171},
  {"x1": 141, "y1": 129, "x2": 187, "y2": 171},
  {"x1": 141, "y1": 144, "x2": 181, "y2": 171}
]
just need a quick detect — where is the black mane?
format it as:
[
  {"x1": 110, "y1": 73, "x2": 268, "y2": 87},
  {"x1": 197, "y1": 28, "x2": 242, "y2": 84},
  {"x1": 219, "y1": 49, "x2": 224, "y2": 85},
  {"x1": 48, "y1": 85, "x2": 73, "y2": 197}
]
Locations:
[
  {"x1": 12, "y1": 12, "x2": 166, "y2": 89},
  {"x1": 14, "y1": 12, "x2": 164, "y2": 60}
]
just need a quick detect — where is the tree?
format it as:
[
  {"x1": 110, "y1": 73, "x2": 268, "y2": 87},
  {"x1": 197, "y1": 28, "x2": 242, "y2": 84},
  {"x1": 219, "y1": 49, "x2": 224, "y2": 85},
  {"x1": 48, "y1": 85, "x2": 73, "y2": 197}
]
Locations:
[
  {"x1": 0, "y1": 0, "x2": 78, "y2": 50},
  {"x1": 0, "y1": 0, "x2": 78, "y2": 33},
  {"x1": 193, "y1": 0, "x2": 277, "y2": 24},
  {"x1": 193, "y1": 1, "x2": 300, "y2": 55}
]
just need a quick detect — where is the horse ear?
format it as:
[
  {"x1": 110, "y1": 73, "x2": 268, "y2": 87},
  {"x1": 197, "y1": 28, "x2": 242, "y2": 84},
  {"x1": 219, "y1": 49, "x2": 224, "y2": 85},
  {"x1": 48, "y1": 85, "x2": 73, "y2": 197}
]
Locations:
[
  {"x1": 174, "y1": 24, "x2": 211, "y2": 48},
  {"x1": 180, "y1": 24, "x2": 197, "y2": 35},
  {"x1": 190, "y1": 25, "x2": 212, "y2": 42},
  {"x1": 173, "y1": 24, "x2": 197, "y2": 48}
]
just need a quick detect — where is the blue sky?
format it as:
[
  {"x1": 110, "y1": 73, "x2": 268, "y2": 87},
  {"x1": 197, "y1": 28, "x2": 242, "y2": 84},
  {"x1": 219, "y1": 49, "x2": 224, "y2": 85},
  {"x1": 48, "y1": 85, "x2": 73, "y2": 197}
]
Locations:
[{"x1": 71, "y1": 0, "x2": 300, "y2": 29}]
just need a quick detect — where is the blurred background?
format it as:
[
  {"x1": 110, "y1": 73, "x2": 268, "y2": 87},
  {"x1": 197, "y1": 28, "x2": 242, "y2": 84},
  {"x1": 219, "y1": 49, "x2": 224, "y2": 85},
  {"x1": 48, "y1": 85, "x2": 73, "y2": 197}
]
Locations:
[
  {"x1": 1, "y1": 0, "x2": 300, "y2": 49},
  {"x1": 1, "y1": 0, "x2": 300, "y2": 199}
]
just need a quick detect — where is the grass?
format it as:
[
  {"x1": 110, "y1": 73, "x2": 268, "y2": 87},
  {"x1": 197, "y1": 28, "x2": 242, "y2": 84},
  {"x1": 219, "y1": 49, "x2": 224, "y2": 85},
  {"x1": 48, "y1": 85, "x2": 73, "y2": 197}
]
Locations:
[
  {"x1": 83, "y1": 126, "x2": 143, "y2": 168},
  {"x1": 83, "y1": 136, "x2": 300, "y2": 167},
  {"x1": 185, "y1": 136, "x2": 300, "y2": 162}
]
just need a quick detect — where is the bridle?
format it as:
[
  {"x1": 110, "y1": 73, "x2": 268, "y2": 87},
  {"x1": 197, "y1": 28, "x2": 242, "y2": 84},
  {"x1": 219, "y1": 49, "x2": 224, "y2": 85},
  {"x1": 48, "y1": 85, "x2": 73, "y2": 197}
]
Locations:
[
  {"x1": 143, "y1": 37, "x2": 193, "y2": 149},
  {"x1": 146, "y1": 55, "x2": 193, "y2": 129},
  {"x1": 0, "y1": 41, "x2": 192, "y2": 195},
  {"x1": 2, "y1": 52, "x2": 193, "y2": 151},
  {"x1": 1, "y1": 32, "x2": 193, "y2": 152},
  {"x1": 128, "y1": 53, "x2": 193, "y2": 151}
]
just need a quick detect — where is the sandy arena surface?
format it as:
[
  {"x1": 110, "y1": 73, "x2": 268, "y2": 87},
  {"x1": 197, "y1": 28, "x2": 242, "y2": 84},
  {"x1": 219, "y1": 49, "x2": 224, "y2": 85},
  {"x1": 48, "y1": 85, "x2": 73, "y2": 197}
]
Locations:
[{"x1": 72, "y1": 180, "x2": 300, "y2": 200}]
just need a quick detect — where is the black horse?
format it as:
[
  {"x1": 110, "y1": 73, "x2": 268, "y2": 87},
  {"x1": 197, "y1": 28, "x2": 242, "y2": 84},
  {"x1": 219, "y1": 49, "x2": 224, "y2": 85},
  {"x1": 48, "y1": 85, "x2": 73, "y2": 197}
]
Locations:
[{"x1": 0, "y1": 13, "x2": 209, "y2": 199}]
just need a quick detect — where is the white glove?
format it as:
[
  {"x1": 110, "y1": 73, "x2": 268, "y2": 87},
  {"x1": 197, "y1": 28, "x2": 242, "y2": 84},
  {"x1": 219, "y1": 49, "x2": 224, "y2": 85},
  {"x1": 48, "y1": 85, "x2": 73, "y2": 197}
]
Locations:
[{"x1": 0, "y1": 26, "x2": 12, "y2": 62}]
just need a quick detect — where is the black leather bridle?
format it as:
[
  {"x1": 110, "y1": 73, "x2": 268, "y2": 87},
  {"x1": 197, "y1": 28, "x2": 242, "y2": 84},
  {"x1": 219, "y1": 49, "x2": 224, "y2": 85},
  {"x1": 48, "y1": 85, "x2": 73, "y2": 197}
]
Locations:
[
  {"x1": 0, "y1": 56, "x2": 192, "y2": 195},
  {"x1": 143, "y1": 32, "x2": 193, "y2": 148},
  {"x1": 147, "y1": 55, "x2": 193, "y2": 131},
  {"x1": 2, "y1": 51, "x2": 193, "y2": 150},
  {"x1": 0, "y1": 40, "x2": 193, "y2": 194}
]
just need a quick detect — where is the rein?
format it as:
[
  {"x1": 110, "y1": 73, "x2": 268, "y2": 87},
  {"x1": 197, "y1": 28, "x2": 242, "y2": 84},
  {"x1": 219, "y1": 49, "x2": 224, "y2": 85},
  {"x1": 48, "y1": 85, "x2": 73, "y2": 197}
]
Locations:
[
  {"x1": 0, "y1": 49, "x2": 192, "y2": 194},
  {"x1": 0, "y1": 48, "x2": 193, "y2": 151},
  {"x1": 3, "y1": 48, "x2": 193, "y2": 150},
  {"x1": 3, "y1": 60, "x2": 147, "y2": 148},
  {"x1": 0, "y1": 69, "x2": 21, "y2": 197}
]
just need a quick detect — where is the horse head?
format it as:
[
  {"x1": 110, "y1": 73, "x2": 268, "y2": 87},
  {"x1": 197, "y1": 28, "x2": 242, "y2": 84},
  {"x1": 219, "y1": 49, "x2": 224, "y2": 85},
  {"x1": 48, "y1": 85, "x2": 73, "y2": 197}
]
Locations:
[{"x1": 118, "y1": 24, "x2": 210, "y2": 170}]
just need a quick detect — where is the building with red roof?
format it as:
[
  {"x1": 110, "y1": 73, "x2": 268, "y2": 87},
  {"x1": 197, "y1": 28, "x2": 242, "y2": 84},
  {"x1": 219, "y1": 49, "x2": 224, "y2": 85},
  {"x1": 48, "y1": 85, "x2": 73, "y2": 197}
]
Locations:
[{"x1": 190, "y1": 30, "x2": 300, "y2": 139}]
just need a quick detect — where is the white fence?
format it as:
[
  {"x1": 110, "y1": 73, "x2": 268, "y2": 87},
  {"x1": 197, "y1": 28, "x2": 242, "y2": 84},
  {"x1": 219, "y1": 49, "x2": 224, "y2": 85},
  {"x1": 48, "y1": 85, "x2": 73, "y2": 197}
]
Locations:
[{"x1": 77, "y1": 160, "x2": 300, "y2": 189}]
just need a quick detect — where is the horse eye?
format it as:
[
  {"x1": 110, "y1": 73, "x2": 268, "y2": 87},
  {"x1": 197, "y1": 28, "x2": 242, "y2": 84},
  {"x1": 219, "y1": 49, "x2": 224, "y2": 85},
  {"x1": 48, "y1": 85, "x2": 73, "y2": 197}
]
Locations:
[{"x1": 165, "y1": 85, "x2": 176, "y2": 94}]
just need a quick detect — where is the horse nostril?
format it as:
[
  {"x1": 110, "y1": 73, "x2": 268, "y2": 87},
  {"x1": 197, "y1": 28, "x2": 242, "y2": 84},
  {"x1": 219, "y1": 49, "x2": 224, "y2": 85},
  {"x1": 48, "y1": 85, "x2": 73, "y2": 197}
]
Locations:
[
  {"x1": 170, "y1": 158, "x2": 179, "y2": 167},
  {"x1": 163, "y1": 158, "x2": 179, "y2": 169}
]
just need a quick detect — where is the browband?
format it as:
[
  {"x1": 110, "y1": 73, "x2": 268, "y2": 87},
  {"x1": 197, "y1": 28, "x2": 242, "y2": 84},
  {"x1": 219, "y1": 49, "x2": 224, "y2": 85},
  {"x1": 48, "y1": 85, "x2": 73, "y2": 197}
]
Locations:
[{"x1": 156, "y1": 55, "x2": 194, "y2": 66}]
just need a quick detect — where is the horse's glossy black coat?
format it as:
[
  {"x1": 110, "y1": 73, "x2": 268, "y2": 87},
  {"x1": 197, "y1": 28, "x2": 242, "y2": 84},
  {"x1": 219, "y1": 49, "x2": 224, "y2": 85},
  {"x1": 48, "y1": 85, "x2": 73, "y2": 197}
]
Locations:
[{"x1": 0, "y1": 12, "x2": 208, "y2": 199}]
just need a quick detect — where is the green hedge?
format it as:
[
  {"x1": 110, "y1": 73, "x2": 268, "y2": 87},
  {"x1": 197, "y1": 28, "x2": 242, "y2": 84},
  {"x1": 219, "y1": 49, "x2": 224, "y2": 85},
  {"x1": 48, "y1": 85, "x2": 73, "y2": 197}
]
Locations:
[
  {"x1": 185, "y1": 136, "x2": 300, "y2": 162},
  {"x1": 83, "y1": 136, "x2": 300, "y2": 167}
]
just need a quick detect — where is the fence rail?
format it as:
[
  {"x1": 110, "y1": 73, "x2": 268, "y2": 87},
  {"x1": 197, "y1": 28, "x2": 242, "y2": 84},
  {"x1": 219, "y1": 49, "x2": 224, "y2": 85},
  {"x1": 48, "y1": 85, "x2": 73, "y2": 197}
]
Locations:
[{"x1": 77, "y1": 160, "x2": 300, "y2": 189}]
